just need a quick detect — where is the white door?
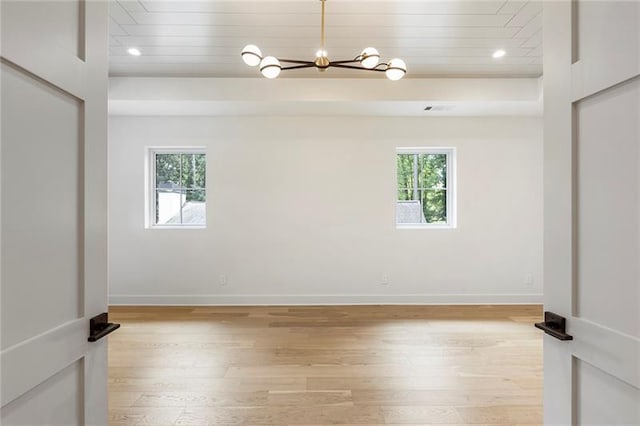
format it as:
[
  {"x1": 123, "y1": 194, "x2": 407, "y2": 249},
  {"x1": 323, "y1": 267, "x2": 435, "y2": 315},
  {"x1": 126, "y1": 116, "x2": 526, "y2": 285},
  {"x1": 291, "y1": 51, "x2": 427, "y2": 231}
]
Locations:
[
  {"x1": 543, "y1": 1, "x2": 640, "y2": 424},
  {"x1": 1, "y1": 1, "x2": 110, "y2": 425}
]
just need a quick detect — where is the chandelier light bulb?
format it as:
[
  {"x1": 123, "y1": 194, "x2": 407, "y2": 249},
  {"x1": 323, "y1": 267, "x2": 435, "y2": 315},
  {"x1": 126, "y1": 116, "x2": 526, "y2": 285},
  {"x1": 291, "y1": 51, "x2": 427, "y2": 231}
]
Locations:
[
  {"x1": 316, "y1": 49, "x2": 328, "y2": 58},
  {"x1": 360, "y1": 47, "x2": 379, "y2": 69},
  {"x1": 385, "y1": 58, "x2": 406, "y2": 81},
  {"x1": 260, "y1": 56, "x2": 282, "y2": 79},
  {"x1": 241, "y1": 44, "x2": 262, "y2": 66}
]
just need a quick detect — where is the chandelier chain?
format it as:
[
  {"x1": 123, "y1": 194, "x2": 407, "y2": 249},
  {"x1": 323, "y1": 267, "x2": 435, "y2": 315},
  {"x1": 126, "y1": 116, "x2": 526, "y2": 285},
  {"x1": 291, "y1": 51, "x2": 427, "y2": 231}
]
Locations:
[{"x1": 320, "y1": 0, "x2": 326, "y2": 53}]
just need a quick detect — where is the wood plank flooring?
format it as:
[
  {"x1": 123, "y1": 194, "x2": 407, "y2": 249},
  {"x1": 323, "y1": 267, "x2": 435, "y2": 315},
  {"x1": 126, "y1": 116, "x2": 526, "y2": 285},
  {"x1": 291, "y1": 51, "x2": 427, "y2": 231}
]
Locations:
[{"x1": 108, "y1": 305, "x2": 543, "y2": 425}]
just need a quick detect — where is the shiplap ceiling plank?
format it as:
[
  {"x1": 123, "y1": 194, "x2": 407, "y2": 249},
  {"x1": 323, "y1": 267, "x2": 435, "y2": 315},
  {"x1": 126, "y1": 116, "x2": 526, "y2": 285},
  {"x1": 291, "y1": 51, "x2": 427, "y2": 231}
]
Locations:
[
  {"x1": 109, "y1": 0, "x2": 543, "y2": 78},
  {"x1": 124, "y1": 13, "x2": 515, "y2": 27},
  {"x1": 506, "y1": 0, "x2": 542, "y2": 27},
  {"x1": 497, "y1": 0, "x2": 527, "y2": 16},
  {"x1": 513, "y1": 12, "x2": 542, "y2": 39},
  {"x1": 109, "y1": 47, "x2": 537, "y2": 59},
  {"x1": 115, "y1": 26, "x2": 523, "y2": 39},
  {"x1": 110, "y1": 1, "x2": 136, "y2": 25},
  {"x1": 112, "y1": 27, "x2": 524, "y2": 46},
  {"x1": 111, "y1": 36, "x2": 531, "y2": 49},
  {"x1": 118, "y1": 0, "x2": 147, "y2": 13},
  {"x1": 526, "y1": 44, "x2": 542, "y2": 57},
  {"x1": 109, "y1": 42, "x2": 535, "y2": 57},
  {"x1": 138, "y1": 1, "x2": 508, "y2": 15},
  {"x1": 521, "y1": 30, "x2": 542, "y2": 48},
  {"x1": 120, "y1": 25, "x2": 519, "y2": 38},
  {"x1": 109, "y1": 17, "x2": 128, "y2": 36}
]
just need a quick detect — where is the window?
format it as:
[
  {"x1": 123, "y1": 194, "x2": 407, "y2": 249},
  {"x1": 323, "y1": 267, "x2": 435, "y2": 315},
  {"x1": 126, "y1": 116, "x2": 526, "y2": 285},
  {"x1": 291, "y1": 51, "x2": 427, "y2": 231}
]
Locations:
[
  {"x1": 148, "y1": 149, "x2": 206, "y2": 227},
  {"x1": 396, "y1": 148, "x2": 455, "y2": 228}
]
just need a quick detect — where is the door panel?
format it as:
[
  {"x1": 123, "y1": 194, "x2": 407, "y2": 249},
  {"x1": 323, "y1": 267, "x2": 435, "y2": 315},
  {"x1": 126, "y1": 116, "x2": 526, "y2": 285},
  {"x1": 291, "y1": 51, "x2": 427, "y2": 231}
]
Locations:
[
  {"x1": 1, "y1": 361, "x2": 84, "y2": 425},
  {"x1": 1, "y1": 61, "x2": 83, "y2": 349},
  {"x1": 543, "y1": 1, "x2": 640, "y2": 424},
  {"x1": 0, "y1": 0, "x2": 86, "y2": 101},
  {"x1": 575, "y1": 359, "x2": 640, "y2": 426},
  {"x1": 1, "y1": 0, "x2": 109, "y2": 424},
  {"x1": 575, "y1": 78, "x2": 639, "y2": 338},
  {"x1": 572, "y1": 1, "x2": 640, "y2": 101},
  {"x1": 0, "y1": 318, "x2": 86, "y2": 408},
  {"x1": 1, "y1": 0, "x2": 83, "y2": 58}
]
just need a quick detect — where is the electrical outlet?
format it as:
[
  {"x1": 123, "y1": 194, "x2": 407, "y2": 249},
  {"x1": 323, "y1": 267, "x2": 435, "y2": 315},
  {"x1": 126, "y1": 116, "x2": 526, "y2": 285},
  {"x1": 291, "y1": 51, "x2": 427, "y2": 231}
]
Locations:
[
  {"x1": 381, "y1": 275, "x2": 390, "y2": 286},
  {"x1": 524, "y1": 274, "x2": 534, "y2": 286},
  {"x1": 219, "y1": 274, "x2": 228, "y2": 286}
]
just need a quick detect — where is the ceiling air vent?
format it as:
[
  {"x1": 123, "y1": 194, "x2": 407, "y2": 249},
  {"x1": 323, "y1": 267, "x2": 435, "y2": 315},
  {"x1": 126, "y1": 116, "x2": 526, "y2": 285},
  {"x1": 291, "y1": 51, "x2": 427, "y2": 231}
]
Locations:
[{"x1": 423, "y1": 105, "x2": 454, "y2": 112}]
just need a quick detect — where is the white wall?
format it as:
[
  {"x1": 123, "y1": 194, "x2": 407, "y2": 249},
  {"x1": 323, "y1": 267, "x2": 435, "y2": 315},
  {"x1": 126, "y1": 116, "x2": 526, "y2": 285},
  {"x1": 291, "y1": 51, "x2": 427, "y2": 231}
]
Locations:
[{"x1": 108, "y1": 115, "x2": 543, "y2": 305}]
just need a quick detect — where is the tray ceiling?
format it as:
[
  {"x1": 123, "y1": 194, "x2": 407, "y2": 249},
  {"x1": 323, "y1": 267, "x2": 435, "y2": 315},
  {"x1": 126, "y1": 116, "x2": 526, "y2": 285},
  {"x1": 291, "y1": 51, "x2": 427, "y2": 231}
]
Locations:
[{"x1": 109, "y1": 0, "x2": 543, "y2": 78}]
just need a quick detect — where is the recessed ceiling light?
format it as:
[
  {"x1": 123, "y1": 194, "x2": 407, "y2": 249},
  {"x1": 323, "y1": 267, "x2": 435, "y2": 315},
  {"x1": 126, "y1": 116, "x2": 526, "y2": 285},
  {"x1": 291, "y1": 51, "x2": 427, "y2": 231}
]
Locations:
[
  {"x1": 492, "y1": 49, "x2": 506, "y2": 59},
  {"x1": 127, "y1": 47, "x2": 141, "y2": 56}
]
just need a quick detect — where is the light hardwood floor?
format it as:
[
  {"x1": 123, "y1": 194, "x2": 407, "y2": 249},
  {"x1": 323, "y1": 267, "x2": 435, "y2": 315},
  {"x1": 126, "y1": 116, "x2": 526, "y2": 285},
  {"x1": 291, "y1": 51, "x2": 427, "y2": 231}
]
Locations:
[{"x1": 108, "y1": 305, "x2": 543, "y2": 425}]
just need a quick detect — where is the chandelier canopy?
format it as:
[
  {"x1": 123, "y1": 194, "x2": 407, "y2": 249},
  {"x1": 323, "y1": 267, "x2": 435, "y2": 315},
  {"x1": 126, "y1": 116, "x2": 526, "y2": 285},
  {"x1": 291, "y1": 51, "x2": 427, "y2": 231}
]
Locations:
[{"x1": 241, "y1": 0, "x2": 407, "y2": 80}]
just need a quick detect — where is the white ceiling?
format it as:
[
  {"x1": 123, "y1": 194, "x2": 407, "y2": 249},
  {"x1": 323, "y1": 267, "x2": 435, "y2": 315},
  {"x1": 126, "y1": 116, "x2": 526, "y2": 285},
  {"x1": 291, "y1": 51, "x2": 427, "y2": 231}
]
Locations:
[{"x1": 109, "y1": 0, "x2": 543, "y2": 78}]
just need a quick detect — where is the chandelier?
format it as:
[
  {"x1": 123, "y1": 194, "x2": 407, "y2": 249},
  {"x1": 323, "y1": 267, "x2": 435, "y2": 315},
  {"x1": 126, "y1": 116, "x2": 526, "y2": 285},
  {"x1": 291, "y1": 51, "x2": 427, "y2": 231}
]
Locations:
[{"x1": 241, "y1": 0, "x2": 407, "y2": 80}]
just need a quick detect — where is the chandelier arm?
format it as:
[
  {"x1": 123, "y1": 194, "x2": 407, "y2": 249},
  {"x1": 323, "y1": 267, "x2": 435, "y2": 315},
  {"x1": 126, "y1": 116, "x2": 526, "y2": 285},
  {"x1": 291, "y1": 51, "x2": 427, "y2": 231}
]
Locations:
[
  {"x1": 278, "y1": 59, "x2": 315, "y2": 65},
  {"x1": 329, "y1": 64, "x2": 386, "y2": 72},
  {"x1": 329, "y1": 59, "x2": 360, "y2": 65},
  {"x1": 281, "y1": 64, "x2": 316, "y2": 70}
]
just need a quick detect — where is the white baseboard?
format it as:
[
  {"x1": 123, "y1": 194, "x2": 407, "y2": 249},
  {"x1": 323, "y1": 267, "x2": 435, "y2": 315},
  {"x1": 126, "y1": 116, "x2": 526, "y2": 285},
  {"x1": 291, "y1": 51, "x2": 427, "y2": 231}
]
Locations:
[{"x1": 109, "y1": 293, "x2": 543, "y2": 306}]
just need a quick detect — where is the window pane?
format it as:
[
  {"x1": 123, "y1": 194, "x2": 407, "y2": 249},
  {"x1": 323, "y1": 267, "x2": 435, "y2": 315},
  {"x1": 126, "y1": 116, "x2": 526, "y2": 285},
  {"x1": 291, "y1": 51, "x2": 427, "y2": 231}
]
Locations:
[
  {"x1": 422, "y1": 189, "x2": 447, "y2": 224},
  {"x1": 180, "y1": 153, "x2": 206, "y2": 189},
  {"x1": 182, "y1": 190, "x2": 206, "y2": 225},
  {"x1": 185, "y1": 188, "x2": 206, "y2": 203},
  {"x1": 155, "y1": 154, "x2": 181, "y2": 189},
  {"x1": 156, "y1": 189, "x2": 184, "y2": 225},
  {"x1": 417, "y1": 154, "x2": 447, "y2": 189},
  {"x1": 195, "y1": 154, "x2": 206, "y2": 188},
  {"x1": 397, "y1": 154, "x2": 416, "y2": 193},
  {"x1": 397, "y1": 189, "x2": 413, "y2": 201},
  {"x1": 396, "y1": 150, "x2": 452, "y2": 226}
]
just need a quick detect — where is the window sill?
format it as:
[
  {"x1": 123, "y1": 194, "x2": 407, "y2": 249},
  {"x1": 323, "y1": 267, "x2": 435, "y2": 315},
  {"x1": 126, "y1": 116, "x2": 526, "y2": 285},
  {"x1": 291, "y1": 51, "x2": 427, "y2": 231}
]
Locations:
[
  {"x1": 396, "y1": 224, "x2": 456, "y2": 229},
  {"x1": 146, "y1": 225, "x2": 207, "y2": 230}
]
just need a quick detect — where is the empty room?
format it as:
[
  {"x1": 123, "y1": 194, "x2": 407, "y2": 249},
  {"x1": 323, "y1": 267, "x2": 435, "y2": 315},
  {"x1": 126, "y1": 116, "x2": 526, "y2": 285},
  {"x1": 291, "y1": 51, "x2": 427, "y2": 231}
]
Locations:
[{"x1": 1, "y1": 0, "x2": 638, "y2": 425}]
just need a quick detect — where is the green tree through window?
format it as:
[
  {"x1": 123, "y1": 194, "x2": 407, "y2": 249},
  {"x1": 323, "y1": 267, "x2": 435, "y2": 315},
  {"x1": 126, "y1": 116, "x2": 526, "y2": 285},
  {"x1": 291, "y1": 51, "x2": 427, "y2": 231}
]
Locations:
[{"x1": 397, "y1": 151, "x2": 450, "y2": 225}]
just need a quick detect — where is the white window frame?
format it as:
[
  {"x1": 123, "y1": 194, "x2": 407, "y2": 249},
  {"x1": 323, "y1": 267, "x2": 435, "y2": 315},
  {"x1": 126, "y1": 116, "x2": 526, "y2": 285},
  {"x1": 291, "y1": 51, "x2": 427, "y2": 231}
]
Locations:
[
  {"x1": 395, "y1": 147, "x2": 457, "y2": 229},
  {"x1": 145, "y1": 147, "x2": 207, "y2": 229}
]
